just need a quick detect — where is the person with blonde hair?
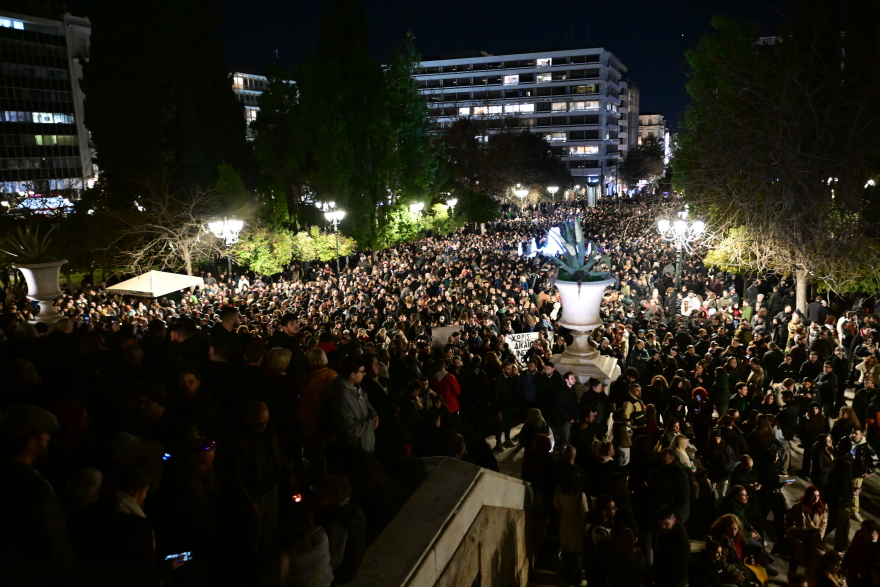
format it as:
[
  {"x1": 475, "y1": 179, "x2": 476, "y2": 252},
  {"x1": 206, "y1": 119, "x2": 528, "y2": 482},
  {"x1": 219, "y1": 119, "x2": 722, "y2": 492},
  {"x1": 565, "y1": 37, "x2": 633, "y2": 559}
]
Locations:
[
  {"x1": 265, "y1": 347, "x2": 292, "y2": 375},
  {"x1": 671, "y1": 434, "x2": 695, "y2": 471}
]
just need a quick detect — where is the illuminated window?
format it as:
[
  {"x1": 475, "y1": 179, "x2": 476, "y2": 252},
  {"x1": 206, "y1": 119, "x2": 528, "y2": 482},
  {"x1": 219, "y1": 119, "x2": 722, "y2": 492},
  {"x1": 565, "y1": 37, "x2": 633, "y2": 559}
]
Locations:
[
  {"x1": 0, "y1": 19, "x2": 25, "y2": 30},
  {"x1": 537, "y1": 73, "x2": 552, "y2": 83},
  {"x1": 545, "y1": 132, "x2": 566, "y2": 142},
  {"x1": 569, "y1": 145, "x2": 599, "y2": 155},
  {"x1": 487, "y1": 105, "x2": 502, "y2": 114},
  {"x1": 552, "y1": 102, "x2": 567, "y2": 111},
  {"x1": 572, "y1": 85, "x2": 597, "y2": 94},
  {"x1": 505, "y1": 103, "x2": 535, "y2": 113},
  {"x1": 536, "y1": 58, "x2": 552, "y2": 67},
  {"x1": 477, "y1": 135, "x2": 489, "y2": 143},
  {"x1": 458, "y1": 107, "x2": 470, "y2": 116},
  {"x1": 503, "y1": 75, "x2": 519, "y2": 85},
  {"x1": 33, "y1": 112, "x2": 53, "y2": 123},
  {"x1": 474, "y1": 106, "x2": 487, "y2": 115},
  {"x1": 53, "y1": 113, "x2": 74, "y2": 124},
  {"x1": 570, "y1": 101, "x2": 600, "y2": 110},
  {"x1": 521, "y1": 118, "x2": 535, "y2": 127}
]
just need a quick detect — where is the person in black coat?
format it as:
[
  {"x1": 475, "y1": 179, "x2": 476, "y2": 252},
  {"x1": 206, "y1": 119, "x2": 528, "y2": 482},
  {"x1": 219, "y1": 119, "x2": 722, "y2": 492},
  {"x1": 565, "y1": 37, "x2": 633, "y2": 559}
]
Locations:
[
  {"x1": 579, "y1": 377, "x2": 611, "y2": 440},
  {"x1": 688, "y1": 538, "x2": 724, "y2": 587},
  {"x1": 810, "y1": 433, "x2": 835, "y2": 498},
  {"x1": 535, "y1": 362, "x2": 563, "y2": 418},
  {"x1": 653, "y1": 506, "x2": 691, "y2": 587},
  {"x1": 659, "y1": 449, "x2": 691, "y2": 523},
  {"x1": 814, "y1": 362, "x2": 839, "y2": 417},
  {"x1": 552, "y1": 372, "x2": 580, "y2": 451}
]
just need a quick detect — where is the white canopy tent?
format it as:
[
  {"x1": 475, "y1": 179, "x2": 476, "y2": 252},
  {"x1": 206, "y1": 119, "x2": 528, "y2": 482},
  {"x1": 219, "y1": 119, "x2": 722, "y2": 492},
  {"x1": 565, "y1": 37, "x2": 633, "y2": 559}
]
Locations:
[{"x1": 105, "y1": 271, "x2": 204, "y2": 298}]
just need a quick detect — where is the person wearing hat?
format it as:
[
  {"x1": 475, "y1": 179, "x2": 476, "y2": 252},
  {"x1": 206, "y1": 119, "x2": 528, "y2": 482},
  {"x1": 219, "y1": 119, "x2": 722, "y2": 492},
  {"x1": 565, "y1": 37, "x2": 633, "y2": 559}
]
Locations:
[{"x1": 0, "y1": 404, "x2": 77, "y2": 568}]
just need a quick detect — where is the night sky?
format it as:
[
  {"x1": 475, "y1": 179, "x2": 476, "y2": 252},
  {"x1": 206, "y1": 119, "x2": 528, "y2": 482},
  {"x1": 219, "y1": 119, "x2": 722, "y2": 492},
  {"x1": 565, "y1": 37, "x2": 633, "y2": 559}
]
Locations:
[{"x1": 66, "y1": 0, "x2": 794, "y2": 128}]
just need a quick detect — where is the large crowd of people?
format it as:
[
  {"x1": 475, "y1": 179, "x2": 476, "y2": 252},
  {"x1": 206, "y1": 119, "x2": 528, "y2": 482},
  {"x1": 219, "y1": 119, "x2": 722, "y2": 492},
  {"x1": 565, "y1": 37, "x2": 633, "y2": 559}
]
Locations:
[{"x1": 0, "y1": 196, "x2": 879, "y2": 587}]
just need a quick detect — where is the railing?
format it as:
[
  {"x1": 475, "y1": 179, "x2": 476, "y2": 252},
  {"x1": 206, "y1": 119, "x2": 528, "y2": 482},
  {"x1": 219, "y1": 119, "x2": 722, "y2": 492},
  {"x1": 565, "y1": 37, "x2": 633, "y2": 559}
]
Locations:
[{"x1": 350, "y1": 457, "x2": 541, "y2": 587}]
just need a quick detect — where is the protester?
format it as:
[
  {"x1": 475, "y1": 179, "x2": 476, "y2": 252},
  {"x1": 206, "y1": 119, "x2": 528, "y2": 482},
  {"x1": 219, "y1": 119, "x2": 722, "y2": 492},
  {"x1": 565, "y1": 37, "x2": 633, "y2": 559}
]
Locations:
[{"x1": 1, "y1": 196, "x2": 878, "y2": 585}]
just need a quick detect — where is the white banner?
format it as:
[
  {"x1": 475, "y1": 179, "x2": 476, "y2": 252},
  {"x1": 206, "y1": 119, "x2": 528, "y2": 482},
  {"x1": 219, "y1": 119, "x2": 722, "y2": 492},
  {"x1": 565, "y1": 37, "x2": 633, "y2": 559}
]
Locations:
[{"x1": 504, "y1": 331, "x2": 554, "y2": 363}]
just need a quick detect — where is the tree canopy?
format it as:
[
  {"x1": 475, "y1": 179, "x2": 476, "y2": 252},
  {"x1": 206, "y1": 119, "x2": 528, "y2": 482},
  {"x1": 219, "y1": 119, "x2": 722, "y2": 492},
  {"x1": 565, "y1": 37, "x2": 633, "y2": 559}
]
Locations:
[
  {"x1": 675, "y1": 9, "x2": 880, "y2": 308},
  {"x1": 438, "y1": 117, "x2": 569, "y2": 211},
  {"x1": 619, "y1": 135, "x2": 664, "y2": 188},
  {"x1": 253, "y1": 1, "x2": 437, "y2": 248}
]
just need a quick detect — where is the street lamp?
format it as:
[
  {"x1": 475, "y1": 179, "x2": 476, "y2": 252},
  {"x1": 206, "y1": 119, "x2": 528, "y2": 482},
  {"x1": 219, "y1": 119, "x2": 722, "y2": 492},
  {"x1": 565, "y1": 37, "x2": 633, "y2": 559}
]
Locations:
[
  {"x1": 547, "y1": 185, "x2": 559, "y2": 203},
  {"x1": 446, "y1": 197, "x2": 458, "y2": 216},
  {"x1": 409, "y1": 202, "x2": 424, "y2": 215},
  {"x1": 208, "y1": 217, "x2": 244, "y2": 285},
  {"x1": 656, "y1": 208, "x2": 706, "y2": 292},
  {"x1": 319, "y1": 203, "x2": 346, "y2": 273},
  {"x1": 513, "y1": 183, "x2": 529, "y2": 215}
]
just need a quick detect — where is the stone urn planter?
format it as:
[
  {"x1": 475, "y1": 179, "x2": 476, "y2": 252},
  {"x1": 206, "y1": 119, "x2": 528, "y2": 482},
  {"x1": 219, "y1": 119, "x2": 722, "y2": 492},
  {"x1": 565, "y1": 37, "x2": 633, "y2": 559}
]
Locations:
[
  {"x1": 13, "y1": 259, "x2": 67, "y2": 323},
  {"x1": 553, "y1": 276, "x2": 621, "y2": 386}
]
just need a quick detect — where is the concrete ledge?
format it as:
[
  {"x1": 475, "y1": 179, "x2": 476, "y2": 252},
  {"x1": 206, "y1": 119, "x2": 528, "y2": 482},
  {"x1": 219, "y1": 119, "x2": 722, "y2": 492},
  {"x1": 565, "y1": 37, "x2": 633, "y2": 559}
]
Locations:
[{"x1": 351, "y1": 457, "x2": 538, "y2": 587}]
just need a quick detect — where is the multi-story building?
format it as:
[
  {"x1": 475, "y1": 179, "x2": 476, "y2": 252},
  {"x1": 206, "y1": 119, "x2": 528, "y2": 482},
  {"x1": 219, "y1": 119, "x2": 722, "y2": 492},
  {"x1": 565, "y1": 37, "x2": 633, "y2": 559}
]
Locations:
[
  {"x1": 230, "y1": 70, "x2": 268, "y2": 140},
  {"x1": 621, "y1": 78, "x2": 639, "y2": 153},
  {"x1": 638, "y1": 112, "x2": 666, "y2": 144},
  {"x1": 638, "y1": 111, "x2": 671, "y2": 164},
  {"x1": 0, "y1": 4, "x2": 94, "y2": 210},
  {"x1": 413, "y1": 48, "x2": 629, "y2": 200}
]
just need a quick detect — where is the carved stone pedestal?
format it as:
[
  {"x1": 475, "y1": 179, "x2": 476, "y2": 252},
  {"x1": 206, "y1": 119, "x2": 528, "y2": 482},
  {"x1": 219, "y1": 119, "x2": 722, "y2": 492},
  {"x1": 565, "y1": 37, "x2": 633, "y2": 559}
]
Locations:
[{"x1": 553, "y1": 329, "x2": 620, "y2": 389}]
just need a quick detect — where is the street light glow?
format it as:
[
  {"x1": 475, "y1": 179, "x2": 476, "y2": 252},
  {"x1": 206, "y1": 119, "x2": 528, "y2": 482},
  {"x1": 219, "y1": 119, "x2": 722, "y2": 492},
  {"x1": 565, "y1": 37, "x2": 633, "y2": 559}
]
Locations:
[
  {"x1": 409, "y1": 202, "x2": 424, "y2": 214},
  {"x1": 657, "y1": 219, "x2": 670, "y2": 233}
]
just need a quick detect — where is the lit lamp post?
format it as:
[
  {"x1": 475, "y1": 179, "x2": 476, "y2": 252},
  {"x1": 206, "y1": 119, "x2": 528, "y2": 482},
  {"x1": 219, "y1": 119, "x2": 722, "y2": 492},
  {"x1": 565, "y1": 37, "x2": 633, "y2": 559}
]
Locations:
[
  {"x1": 409, "y1": 202, "x2": 424, "y2": 215},
  {"x1": 656, "y1": 208, "x2": 706, "y2": 292},
  {"x1": 208, "y1": 217, "x2": 245, "y2": 285},
  {"x1": 513, "y1": 183, "x2": 528, "y2": 215},
  {"x1": 547, "y1": 185, "x2": 559, "y2": 203},
  {"x1": 446, "y1": 197, "x2": 458, "y2": 216},
  {"x1": 321, "y1": 205, "x2": 346, "y2": 273}
]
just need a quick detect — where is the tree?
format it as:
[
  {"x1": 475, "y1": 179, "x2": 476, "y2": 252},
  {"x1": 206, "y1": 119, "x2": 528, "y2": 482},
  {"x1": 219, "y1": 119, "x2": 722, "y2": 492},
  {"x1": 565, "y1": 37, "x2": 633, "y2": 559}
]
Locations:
[
  {"x1": 440, "y1": 118, "x2": 570, "y2": 204},
  {"x1": 675, "y1": 10, "x2": 880, "y2": 312},
  {"x1": 253, "y1": 2, "x2": 438, "y2": 247},
  {"x1": 289, "y1": 227, "x2": 357, "y2": 262},
  {"x1": 233, "y1": 225, "x2": 295, "y2": 275},
  {"x1": 619, "y1": 135, "x2": 665, "y2": 188},
  {"x1": 109, "y1": 173, "x2": 225, "y2": 276},
  {"x1": 82, "y1": 0, "x2": 253, "y2": 203}
]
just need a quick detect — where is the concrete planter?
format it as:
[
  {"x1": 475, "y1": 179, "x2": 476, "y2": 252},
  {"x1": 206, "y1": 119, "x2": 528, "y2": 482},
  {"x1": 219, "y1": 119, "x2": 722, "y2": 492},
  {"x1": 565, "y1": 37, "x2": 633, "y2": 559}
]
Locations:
[
  {"x1": 13, "y1": 259, "x2": 67, "y2": 323},
  {"x1": 554, "y1": 277, "x2": 614, "y2": 331},
  {"x1": 554, "y1": 276, "x2": 620, "y2": 387}
]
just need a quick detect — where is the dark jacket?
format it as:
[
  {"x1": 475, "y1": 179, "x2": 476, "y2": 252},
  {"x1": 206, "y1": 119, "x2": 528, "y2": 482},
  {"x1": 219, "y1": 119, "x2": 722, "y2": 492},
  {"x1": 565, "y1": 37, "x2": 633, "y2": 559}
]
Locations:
[
  {"x1": 836, "y1": 436, "x2": 877, "y2": 477},
  {"x1": 689, "y1": 548, "x2": 724, "y2": 587},
  {"x1": 814, "y1": 371, "x2": 838, "y2": 405},
  {"x1": 552, "y1": 385, "x2": 580, "y2": 428},
  {"x1": 653, "y1": 520, "x2": 690, "y2": 587},
  {"x1": 661, "y1": 460, "x2": 692, "y2": 523},
  {"x1": 0, "y1": 461, "x2": 77, "y2": 567}
]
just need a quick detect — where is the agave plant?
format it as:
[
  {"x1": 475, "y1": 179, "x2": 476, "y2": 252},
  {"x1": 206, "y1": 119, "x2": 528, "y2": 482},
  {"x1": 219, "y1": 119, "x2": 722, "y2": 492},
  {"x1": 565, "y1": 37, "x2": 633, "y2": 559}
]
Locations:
[
  {"x1": 1, "y1": 224, "x2": 55, "y2": 264},
  {"x1": 547, "y1": 218, "x2": 611, "y2": 287}
]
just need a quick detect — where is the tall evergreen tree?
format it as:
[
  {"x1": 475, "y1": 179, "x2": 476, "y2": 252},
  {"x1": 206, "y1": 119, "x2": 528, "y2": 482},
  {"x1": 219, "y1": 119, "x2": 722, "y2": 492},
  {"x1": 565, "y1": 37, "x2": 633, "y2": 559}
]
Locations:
[
  {"x1": 82, "y1": 0, "x2": 253, "y2": 203},
  {"x1": 253, "y1": 0, "x2": 438, "y2": 248}
]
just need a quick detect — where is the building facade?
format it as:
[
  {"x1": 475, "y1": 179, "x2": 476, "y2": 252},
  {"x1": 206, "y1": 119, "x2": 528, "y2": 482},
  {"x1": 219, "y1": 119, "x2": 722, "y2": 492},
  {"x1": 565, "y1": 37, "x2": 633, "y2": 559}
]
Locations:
[
  {"x1": 414, "y1": 48, "x2": 629, "y2": 198},
  {"x1": 638, "y1": 112, "x2": 666, "y2": 145},
  {"x1": 0, "y1": 5, "x2": 95, "y2": 210},
  {"x1": 230, "y1": 70, "x2": 268, "y2": 140}
]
